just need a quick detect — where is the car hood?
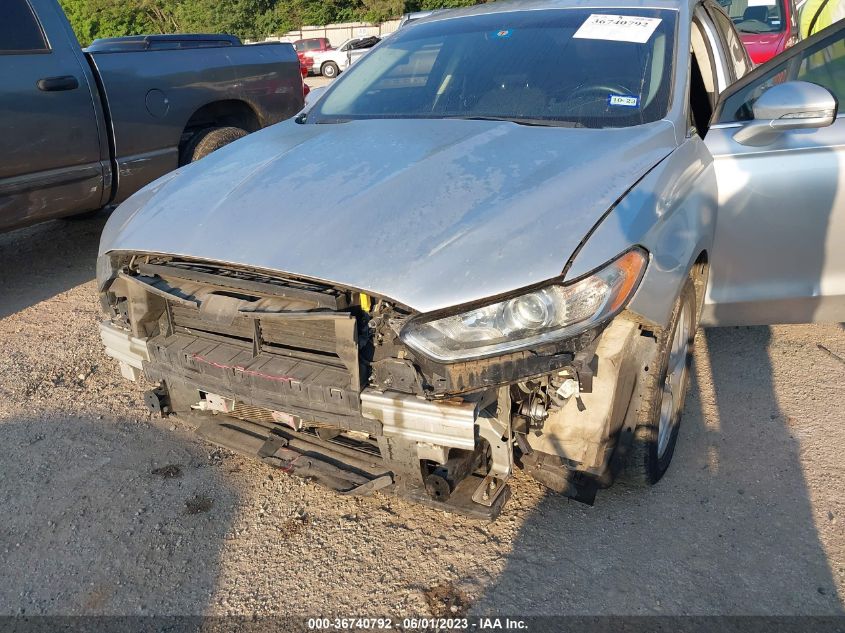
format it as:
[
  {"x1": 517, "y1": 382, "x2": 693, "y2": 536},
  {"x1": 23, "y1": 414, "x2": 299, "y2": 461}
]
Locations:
[
  {"x1": 740, "y1": 31, "x2": 787, "y2": 64},
  {"x1": 101, "y1": 117, "x2": 677, "y2": 313}
]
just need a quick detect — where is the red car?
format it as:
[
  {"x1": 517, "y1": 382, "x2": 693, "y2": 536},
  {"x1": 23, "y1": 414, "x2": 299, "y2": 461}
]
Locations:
[
  {"x1": 720, "y1": 0, "x2": 800, "y2": 64},
  {"x1": 293, "y1": 37, "x2": 333, "y2": 75}
]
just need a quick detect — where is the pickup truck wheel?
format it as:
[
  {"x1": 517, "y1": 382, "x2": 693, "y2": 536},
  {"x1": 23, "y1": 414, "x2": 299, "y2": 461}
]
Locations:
[
  {"x1": 625, "y1": 278, "x2": 697, "y2": 486},
  {"x1": 182, "y1": 126, "x2": 247, "y2": 164},
  {"x1": 322, "y1": 62, "x2": 339, "y2": 79}
]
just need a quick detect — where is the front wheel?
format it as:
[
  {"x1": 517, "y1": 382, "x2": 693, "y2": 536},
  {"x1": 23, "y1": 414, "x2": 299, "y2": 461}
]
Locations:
[
  {"x1": 322, "y1": 62, "x2": 339, "y2": 79},
  {"x1": 626, "y1": 278, "x2": 697, "y2": 485}
]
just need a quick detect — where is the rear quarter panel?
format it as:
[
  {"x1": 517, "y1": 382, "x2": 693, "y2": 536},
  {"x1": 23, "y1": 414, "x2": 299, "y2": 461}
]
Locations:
[{"x1": 89, "y1": 43, "x2": 303, "y2": 202}]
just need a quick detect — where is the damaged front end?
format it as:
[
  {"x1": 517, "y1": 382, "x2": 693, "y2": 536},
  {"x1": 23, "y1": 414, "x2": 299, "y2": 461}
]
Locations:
[{"x1": 98, "y1": 249, "x2": 651, "y2": 519}]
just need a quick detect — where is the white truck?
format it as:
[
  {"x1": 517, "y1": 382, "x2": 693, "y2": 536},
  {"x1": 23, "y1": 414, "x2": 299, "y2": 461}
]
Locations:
[{"x1": 308, "y1": 36, "x2": 380, "y2": 78}]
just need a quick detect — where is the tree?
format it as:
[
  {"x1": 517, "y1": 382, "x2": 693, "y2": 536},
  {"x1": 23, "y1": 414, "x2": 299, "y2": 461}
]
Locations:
[
  {"x1": 176, "y1": 0, "x2": 277, "y2": 38},
  {"x1": 59, "y1": 0, "x2": 490, "y2": 45},
  {"x1": 138, "y1": 0, "x2": 180, "y2": 32},
  {"x1": 59, "y1": 0, "x2": 167, "y2": 44},
  {"x1": 358, "y1": 0, "x2": 405, "y2": 23},
  {"x1": 417, "y1": 0, "x2": 482, "y2": 10}
]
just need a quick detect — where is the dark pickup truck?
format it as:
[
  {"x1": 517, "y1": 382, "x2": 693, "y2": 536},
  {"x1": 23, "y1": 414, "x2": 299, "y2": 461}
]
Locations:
[{"x1": 0, "y1": 0, "x2": 305, "y2": 233}]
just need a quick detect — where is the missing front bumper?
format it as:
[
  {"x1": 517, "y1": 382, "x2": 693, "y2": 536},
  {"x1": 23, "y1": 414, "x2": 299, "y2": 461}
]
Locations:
[
  {"x1": 187, "y1": 410, "x2": 510, "y2": 520},
  {"x1": 99, "y1": 321, "x2": 513, "y2": 518}
]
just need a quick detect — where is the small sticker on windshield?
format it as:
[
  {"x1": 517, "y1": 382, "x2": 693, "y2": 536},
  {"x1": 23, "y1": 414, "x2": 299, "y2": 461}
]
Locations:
[
  {"x1": 608, "y1": 95, "x2": 640, "y2": 107},
  {"x1": 492, "y1": 29, "x2": 512, "y2": 38},
  {"x1": 573, "y1": 14, "x2": 662, "y2": 43}
]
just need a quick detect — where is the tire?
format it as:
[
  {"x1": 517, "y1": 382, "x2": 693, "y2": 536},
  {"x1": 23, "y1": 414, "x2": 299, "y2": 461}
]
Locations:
[
  {"x1": 181, "y1": 126, "x2": 247, "y2": 165},
  {"x1": 322, "y1": 62, "x2": 339, "y2": 79},
  {"x1": 625, "y1": 277, "x2": 697, "y2": 485}
]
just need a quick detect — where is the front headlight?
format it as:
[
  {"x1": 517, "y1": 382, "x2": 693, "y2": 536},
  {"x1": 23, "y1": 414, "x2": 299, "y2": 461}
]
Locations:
[
  {"x1": 400, "y1": 248, "x2": 648, "y2": 362},
  {"x1": 96, "y1": 254, "x2": 116, "y2": 292}
]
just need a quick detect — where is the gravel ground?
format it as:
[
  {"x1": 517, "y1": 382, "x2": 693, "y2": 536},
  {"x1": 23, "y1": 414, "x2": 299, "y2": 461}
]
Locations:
[
  {"x1": 0, "y1": 213, "x2": 843, "y2": 617},
  {"x1": 306, "y1": 75, "x2": 334, "y2": 90}
]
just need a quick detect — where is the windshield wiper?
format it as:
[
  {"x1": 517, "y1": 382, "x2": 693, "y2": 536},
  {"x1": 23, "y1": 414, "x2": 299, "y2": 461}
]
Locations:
[{"x1": 443, "y1": 115, "x2": 583, "y2": 128}]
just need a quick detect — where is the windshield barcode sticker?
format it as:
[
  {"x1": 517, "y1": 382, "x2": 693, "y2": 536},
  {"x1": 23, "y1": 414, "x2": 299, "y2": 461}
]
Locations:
[
  {"x1": 573, "y1": 14, "x2": 662, "y2": 44},
  {"x1": 608, "y1": 95, "x2": 639, "y2": 107}
]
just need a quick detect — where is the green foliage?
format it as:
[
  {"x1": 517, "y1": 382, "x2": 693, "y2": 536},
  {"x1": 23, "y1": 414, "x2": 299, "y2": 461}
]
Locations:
[
  {"x1": 359, "y1": 0, "x2": 406, "y2": 23},
  {"x1": 60, "y1": 0, "x2": 159, "y2": 45},
  {"x1": 58, "y1": 0, "x2": 488, "y2": 45},
  {"x1": 415, "y1": 0, "x2": 480, "y2": 10}
]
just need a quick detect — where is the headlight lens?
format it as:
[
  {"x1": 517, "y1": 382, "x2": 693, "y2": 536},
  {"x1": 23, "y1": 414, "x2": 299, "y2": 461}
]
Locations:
[
  {"x1": 96, "y1": 254, "x2": 116, "y2": 292},
  {"x1": 401, "y1": 248, "x2": 647, "y2": 362}
]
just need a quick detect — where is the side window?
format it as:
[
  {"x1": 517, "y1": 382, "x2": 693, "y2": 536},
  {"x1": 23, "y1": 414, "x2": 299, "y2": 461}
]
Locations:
[
  {"x1": 709, "y1": 5, "x2": 752, "y2": 80},
  {"x1": 0, "y1": 0, "x2": 49, "y2": 53},
  {"x1": 719, "y1": 0, "x2": 787, "y2": 33},
  {"x1": 718, "y1": 28, "x2": 845, "y2": 122},
  {"x1": 797, "y1": 36, "x2": 845, "y2": 104}
]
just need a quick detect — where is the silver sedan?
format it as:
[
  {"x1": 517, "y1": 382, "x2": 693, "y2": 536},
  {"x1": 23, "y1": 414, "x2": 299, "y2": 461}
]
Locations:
[{"x1": 97, "y1": 1, "x2": 845, "y2": 519}]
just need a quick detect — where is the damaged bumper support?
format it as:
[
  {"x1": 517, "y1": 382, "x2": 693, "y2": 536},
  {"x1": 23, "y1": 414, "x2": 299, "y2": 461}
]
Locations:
[
  {"x1": 97, "y1": 253, "x2": 652, "y2": 518},
  {"x1": 99, "y1": 309, "x2": 640, "y2": 516},
  {"x1": 99, "y1": 320, "x2": 514, "y2": 518}
]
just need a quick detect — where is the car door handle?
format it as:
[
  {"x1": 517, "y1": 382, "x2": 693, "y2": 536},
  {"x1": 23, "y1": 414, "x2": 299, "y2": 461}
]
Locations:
[{"x1": 37, "y1": 75, "x2": 79, "y2": 92}]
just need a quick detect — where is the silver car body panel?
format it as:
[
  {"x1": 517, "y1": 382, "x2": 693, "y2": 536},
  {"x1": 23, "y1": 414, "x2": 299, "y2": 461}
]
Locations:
[
  {"x1": 100, "y1": 117, "x2": 679, "y2": 314},
  {"x1": 701, "y1": 114, "x2": 845, "y2": 326},
  {"x1": 566, "y1": 136, "x2": 717, "y2": 327}
]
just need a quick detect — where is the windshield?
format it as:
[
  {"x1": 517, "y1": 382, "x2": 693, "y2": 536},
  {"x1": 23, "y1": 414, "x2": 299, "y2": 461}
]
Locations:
[
  {"x1": 311, "y1": 9, "x2": 677, "y2": 128},
  {"x1": 719, "y1": 0, "x2": 787, "y2": 33},
  {"x1": 295, "y1": 39, "x2": 324, "y2": 52}
]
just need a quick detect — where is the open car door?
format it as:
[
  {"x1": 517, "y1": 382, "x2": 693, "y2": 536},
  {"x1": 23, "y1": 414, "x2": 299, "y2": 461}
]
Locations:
[{"x1": 703, "y1": 19, "x2": 845, "y2": 326}]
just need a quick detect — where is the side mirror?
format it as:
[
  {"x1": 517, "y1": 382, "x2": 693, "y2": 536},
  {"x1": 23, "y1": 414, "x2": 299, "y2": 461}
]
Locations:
[
  {"x1": 733, "y1": 80, "x2": 837, "y2": 146},
  {"x1": 295, "y1": 85, "x2": 327, "y2": 123},
  {"x1": 304, "y1": 85, "x2": 327, "y2": 109}
]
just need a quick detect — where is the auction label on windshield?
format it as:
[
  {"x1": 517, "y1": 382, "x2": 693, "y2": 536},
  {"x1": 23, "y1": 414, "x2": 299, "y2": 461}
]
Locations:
[{"x1": 573, "y1": 14, "x2": 662, "y2": 43}]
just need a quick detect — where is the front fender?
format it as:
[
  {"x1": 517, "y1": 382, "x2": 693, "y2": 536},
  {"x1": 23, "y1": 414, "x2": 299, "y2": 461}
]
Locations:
[{"x1": 565, "y1": 137, "x2": 717, "y2": 328}]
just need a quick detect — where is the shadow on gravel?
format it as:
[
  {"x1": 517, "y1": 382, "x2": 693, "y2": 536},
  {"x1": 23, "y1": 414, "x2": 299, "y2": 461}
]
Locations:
[
  {"x1": 473, "y1": 326, "x2": 843, "y2": 615},
  {"x1": 0, "y1": 212, "x2": 108, "y2": 320},
  {"x1": 0, "y1": 414, "x2": 237, "y2": 615}
]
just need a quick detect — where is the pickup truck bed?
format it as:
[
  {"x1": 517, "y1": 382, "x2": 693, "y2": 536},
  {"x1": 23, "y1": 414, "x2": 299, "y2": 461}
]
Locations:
[{"x1": 0, "y1": 0, "x2": 304, "y2": 233}]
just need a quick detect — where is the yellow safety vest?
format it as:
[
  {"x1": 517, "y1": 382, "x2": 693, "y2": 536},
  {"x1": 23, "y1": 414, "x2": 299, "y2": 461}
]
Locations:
[{"x1": 800, "y1": 0, "x2": 845, "y2": 39}]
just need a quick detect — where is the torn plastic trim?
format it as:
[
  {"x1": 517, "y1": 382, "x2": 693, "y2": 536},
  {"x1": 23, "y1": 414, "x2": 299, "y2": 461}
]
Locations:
[{"x1": 99, "y1": 321, "x2": 150, "y2": 381}]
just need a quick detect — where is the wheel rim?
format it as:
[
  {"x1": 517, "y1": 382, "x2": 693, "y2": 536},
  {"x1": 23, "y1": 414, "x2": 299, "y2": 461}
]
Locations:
[
  {"x1": 325, "y1": 65, "x2": 335, "y2": 77},
  {"x1": 656, "y1": 301, "x2": 692, "y2": 459}
]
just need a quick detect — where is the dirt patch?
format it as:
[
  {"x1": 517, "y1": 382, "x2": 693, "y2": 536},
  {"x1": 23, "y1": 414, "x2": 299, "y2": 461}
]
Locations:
[
  {"x1": 151, "y1": 464, "x2": 182, "y2": 479},
  {"x1": 280, "y1": 513, "x2": 311, "y2": 538},
  {"x1": 424, "y1": 582, "x2": 470, "y2": 618},
  {"x1": 185, "y1": 494, "x2": 214, "y2": 515}
]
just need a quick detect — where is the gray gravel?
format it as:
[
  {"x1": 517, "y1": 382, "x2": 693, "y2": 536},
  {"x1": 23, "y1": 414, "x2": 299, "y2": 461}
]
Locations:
[{"x1": 0, "y1": 214, "x2": 843, "y2": 616}]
